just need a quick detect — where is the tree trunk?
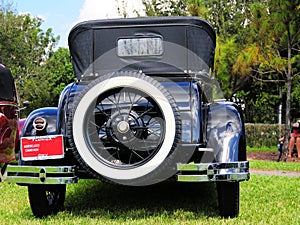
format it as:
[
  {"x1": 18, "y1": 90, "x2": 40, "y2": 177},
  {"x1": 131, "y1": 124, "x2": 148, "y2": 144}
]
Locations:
[{"x1": 280, "y1": 24, "x2": 292, "y2": 162}]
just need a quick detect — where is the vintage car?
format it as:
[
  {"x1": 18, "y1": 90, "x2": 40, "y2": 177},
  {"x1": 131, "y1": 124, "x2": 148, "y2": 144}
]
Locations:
[
  {"x1": 5, "y1": 17, "x2": 249, "y2": 218},
  {"x1": 0, "y1": 65, "x2": 20, "y2": 179}
]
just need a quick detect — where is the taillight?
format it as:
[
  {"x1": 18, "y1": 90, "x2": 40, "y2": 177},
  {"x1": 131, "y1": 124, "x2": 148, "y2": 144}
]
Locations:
[{"x1": 33, "y1": 117, "x2": 47, "y2": 131}]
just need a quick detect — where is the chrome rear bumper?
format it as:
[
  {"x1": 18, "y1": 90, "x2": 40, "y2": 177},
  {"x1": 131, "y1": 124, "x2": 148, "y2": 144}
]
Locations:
[
  {"x1": 177, "y1": 161, "x2": 249, "y2": 182},
  {"x1": 5, "y1": 165, "x2": 78, "y2": 185},
  {"x1": 4, "y1": 161, "x2": 249, "y2": 184}
]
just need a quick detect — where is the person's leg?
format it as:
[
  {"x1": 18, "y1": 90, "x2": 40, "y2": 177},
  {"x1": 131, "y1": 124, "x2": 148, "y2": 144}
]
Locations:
[
  {"x1": 288, "y1": 137, "x2": 295, "y2": 157},
  {"x1": 296, "y1": 137, "x2": 300, "y2": 158}
]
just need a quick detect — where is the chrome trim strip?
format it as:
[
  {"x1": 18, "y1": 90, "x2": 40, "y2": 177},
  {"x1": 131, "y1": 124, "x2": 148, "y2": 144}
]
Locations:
[
  {"x1": 177, "y1": 173, "x2": 250, "y2": 182},
  {"x1": 6, "y1": 165, "x2": 75, "y2": 173},
  {"x1": 177, "y1": 161, "x2": 250, "y2": 182},
  {"x1": 197, "y1": 148, "x2": 214, "y2": 152},
  {"x1": 177, "y1": 161, "x2": 249, "y2": 171},
  {"x1": 5, "y1": 165, "x2": 78, "y2": 185},
  {"x1": 5, "y1": 176, "x2": 78, "y2": 184}
]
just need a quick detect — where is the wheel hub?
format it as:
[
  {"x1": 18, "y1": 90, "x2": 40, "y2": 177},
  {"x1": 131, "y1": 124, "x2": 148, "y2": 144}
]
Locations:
[
  {"x1": 107, "y1": 109, "x2": 144, "y2": 144},
  {"x1": 117, "y1": 121, "x2": 130, "y2": 133}
]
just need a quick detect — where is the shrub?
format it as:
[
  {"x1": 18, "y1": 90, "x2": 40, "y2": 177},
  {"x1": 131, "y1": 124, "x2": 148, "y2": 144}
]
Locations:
[{"x1": 245, "y1": 123, "x2": 285, "y2": 148}]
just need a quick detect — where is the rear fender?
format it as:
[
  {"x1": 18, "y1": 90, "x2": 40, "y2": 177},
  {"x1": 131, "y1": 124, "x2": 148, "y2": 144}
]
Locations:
[
  {"x1": 22, "y1": 107, "x2": 58, "y2": 137},
  {"x1": 57, "y1": 83, "x2": 84, "y2": 135},
  {"x1": 207, "y1": 101, "x2": 245, "y2": 162}
]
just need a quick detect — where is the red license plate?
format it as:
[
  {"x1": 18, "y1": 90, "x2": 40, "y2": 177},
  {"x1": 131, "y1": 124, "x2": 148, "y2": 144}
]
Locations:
[{"x1": 21, "y1": 135, "x2": 64, "y2": 161}]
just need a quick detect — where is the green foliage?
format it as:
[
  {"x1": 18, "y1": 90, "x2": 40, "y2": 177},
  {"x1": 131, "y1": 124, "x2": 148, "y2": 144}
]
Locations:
[
  {"x1": 182, "y1": 0, "x2": 300, "y2": 127},
  {"x1": 142, "y1": 0, "x2": 188, "y2": 16},
  {"x1": 244, "y1": 88, "x2": 283, "y2": 123},
  {"x1": 44, "y1": 48, "x2": 74, "y2": 97},
  {"x1": 237, "y1": 1, "x2": 299, "y2": 77},
  {"x1": 214, "y1": 37, "x2": 244, "y2": 99},
  {"x1": 20, "y1": 47, "x2": 74, "y2": 116},
  {"x1": 245, "y1": 123, "x2": 284, "y2": 148},
  {"x1": 238, "y1": 0, "x2": 300, "y2": 158},
  {"x1": 0, "y1": 8, "x2": 58, "y2": 75}
]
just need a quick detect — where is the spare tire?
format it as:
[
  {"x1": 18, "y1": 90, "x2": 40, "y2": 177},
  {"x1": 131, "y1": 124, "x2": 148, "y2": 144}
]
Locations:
[{"x1": 67, "y1": 71, "x2": 181, "y2": 186}]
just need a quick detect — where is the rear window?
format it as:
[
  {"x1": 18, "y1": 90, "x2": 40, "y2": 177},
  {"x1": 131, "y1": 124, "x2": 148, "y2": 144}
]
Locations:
[{"x1": 117, "y1": 37, "x2": 163, "y2": 57}]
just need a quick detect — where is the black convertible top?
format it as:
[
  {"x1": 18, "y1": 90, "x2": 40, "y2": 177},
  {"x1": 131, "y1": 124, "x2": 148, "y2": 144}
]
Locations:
[
  {"x1": 69, "y1": 16, "x2": 216, "y2": 80},
  {"x1": 0, "y1": 66, "x2": 15, "y2": 101}
]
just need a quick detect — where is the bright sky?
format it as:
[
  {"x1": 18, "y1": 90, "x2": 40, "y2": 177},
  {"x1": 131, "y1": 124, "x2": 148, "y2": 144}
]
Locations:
[{"x1": 13, "y1": 0, "x2": 145, "y2": 48}]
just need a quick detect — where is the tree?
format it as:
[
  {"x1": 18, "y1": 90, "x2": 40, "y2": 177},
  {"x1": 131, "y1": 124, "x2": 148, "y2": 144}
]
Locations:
[
  {"x1": 187, "y1": 1, "x2": 300, "y2": 129},
  {"x1": 0, "y1": 3, "x2": 67, "y2": 116},
  {"x1": 0, "y1": 8, "x2": 58, "y2": 74},
  {"x1": 20, "y1": 47, "x2": 74, "y2": 116},
  {"x1": 235, "y1": 0, "x2": 300, "y2": 160},
  {"x1": 188, "y1": 0, "x2": 254, "y2": 37},
  {"x1": 43, "y1": 48, "x2": 74, "y2": 102},
  {"x1": 142, "y1": 0, "x2": 188, "y2": 16},
  {"x1": 187, "y1": 0, "x2": 263, "y2": 99}
]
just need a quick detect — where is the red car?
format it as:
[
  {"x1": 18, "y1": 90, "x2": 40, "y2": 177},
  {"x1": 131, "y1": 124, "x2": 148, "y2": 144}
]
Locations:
[{"x1": 0, "y1": 65, "x2": 19, "y2": 167}]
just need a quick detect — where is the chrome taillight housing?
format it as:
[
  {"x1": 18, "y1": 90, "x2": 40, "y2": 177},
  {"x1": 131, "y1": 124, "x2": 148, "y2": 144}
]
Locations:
[{"x1": 33, "y1": 117, "x2": 47, "y2": 131}]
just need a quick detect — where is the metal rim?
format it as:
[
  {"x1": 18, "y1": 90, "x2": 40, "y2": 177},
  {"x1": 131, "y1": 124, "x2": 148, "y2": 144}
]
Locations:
[{"x1": 85, "y1": 87, "x2": 165, "y2": 169}]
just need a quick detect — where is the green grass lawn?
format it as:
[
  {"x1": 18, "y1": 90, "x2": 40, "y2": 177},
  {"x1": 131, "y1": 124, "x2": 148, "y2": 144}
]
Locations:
[
  {"x1": 250, "y1": 160, "x2": 300, "y2": 172},
  {"x1": 1, "y1": 156, "x2": 299, "y2": 224},
  {"x1": 247, "y1": 146, "x2": 278, "y2": 152},
  {"x1": 1, "y1": 173, "x2": 299, "y2": 225}
]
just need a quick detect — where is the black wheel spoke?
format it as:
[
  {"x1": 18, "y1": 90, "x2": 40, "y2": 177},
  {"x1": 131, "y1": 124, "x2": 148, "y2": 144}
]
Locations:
[
  {"x1": 89, "y1": 120, "x2": 101, "y2": 130},
  {"x1": 148, "y1": 128, "x2": 161, "y2": 137},
  {"x1": 96, "y1": 103, "x2": 111, "y2": 119},
  {"x1": 105, "y1": 150, "x2": 118, "y2": 161},
  {"x1": 130, "y1": 149, "x2": 145, "y2": 160},
  {"x1": 137, "y1": 107, "x2": 153, "y2": 119},
  {"x1": 128, "y1": 152, "x2": 133, "y2": 164},
  {"x1": 107, "y1": 95, "x2": 119, "y2": 110}
]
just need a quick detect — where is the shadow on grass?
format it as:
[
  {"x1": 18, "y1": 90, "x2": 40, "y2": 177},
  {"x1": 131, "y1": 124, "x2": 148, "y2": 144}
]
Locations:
[{"x1": 64, "y1": 178, "x2": 219, "y2": 219}]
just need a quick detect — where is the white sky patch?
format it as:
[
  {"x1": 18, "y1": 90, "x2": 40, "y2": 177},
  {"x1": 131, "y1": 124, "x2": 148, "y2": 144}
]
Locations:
[
  {"x1": 36, "y1": 13, "x2": 48, "y2": 22},
  {"x1": 18, "y1": 11, "x2": 48, "y2": 22},
  {"x1": 78, "y1": 0, "x2": 145, "y2": 22}
]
